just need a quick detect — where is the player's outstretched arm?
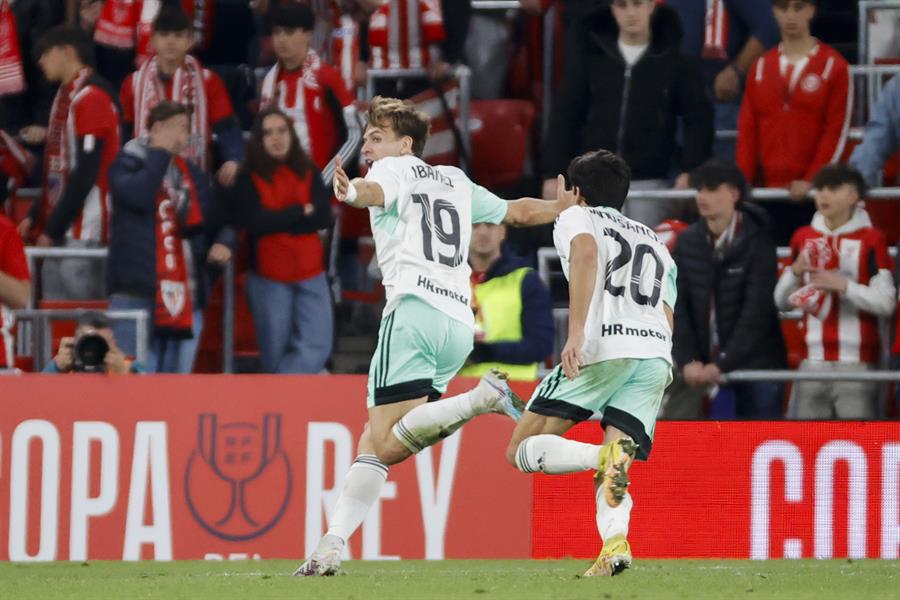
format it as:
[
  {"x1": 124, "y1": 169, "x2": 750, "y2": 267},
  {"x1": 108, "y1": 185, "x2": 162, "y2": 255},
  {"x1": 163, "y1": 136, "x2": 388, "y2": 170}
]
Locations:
[
  {"x1": 333, "y1": 155, "x2": 385, "y2": 208},
  {"x1": 503, "y1": 174, "x2": 579, "y2": 227},
  {"x1": 560, "y1": 233, "x2": 598, "y2": 381}
]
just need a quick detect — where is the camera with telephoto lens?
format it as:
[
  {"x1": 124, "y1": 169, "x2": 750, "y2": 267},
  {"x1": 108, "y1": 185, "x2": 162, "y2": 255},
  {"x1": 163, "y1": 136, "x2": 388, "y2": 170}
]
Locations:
[{"x1": 73, "y1": 334, "x2": 110, "y2": 373}]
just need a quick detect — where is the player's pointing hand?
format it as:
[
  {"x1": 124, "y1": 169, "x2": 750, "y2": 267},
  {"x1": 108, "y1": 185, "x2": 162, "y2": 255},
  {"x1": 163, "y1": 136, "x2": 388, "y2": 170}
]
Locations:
[{"x1": 333, "y1": 155, "x2": 350, "y2": 202}]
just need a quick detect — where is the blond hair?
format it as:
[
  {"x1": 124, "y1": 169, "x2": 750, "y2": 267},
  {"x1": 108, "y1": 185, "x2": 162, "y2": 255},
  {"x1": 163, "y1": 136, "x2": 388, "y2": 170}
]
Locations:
[{"x1": 366, "y1": 96, "x2": 431, "y2": 157}]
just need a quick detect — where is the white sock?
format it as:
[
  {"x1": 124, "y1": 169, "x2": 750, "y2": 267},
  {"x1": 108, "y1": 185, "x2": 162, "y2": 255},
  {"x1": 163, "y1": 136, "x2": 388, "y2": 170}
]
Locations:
[
  {"x1": 514, "y1": 435, "x2": 601, "y2": 474},
  {"x1": 596, "y1": 484, "x2": 633, "y2": 542},
  {"x1": 324, "y1": 455, "x2": 389, "y2": 542},
  {"x1": 392, "y1": 391, "x2": 483, "y2": 453}
]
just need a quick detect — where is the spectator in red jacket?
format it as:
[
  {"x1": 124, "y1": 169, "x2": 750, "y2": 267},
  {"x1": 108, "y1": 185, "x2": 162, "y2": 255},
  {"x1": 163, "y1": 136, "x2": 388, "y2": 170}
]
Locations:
[
  {"x1": 0, "y1": 213, "x2": 30, "y2": 370},
  {"x1": 736, "y1": 0, "x2": 851, "y2": 244},
  {"x1": 234, "y1": 107, "x2": 334, "y2": 374},
  {"x1": 774, "y1": 164, "x2": 895, "y2": 419}
]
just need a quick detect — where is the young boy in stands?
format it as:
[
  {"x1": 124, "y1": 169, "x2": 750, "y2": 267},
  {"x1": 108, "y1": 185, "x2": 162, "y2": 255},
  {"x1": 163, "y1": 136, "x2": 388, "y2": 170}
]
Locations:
[
  {"x1": 120, "y1": 5, "x2": 243, "y2": 187},
  {"x1": 774, "y1": 164, "x2": 896, "y2": 418}
]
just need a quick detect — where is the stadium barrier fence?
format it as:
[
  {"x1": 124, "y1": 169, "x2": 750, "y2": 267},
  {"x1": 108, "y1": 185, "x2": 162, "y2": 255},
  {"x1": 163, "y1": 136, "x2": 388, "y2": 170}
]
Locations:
[{"x1": 21, "y1": 247, "x2": 235, "y2": 373}]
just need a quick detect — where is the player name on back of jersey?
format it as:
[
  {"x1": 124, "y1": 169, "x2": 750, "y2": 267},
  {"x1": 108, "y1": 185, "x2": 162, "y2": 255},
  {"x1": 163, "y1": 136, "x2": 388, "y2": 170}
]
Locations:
[
  {"x1": 589, "y1": 207, "x2": 660, "y2": 242},
  {"x1": 410, "y1": 164, "x2": 455, "y2": 188}
]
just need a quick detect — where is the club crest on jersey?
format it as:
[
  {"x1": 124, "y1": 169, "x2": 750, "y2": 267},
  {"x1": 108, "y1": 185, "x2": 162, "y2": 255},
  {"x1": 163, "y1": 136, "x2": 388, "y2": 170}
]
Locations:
[
  {"x1": 161, "y1": 280, "x2": 186, "y2": 317},
  {"x1": 801, "y1": 74, "x2": 821, "y2": 93}
]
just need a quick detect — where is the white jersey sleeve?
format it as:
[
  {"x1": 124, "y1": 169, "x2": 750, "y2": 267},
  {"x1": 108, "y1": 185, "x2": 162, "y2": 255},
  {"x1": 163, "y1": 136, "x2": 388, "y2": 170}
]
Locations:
[{"x1": 553, "y1": 206, "x2": 596, "y2": 269}]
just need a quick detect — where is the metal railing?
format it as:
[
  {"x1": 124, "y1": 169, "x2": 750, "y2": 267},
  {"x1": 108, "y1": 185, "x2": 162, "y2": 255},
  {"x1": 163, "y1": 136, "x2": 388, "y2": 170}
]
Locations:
[
  {"x1": 22, "y1": 247, "x2": 236, "y2": 373},
  {"x1": 365, "y1": 65, "x2": 473, "y2": 162},
  {"x1": 471, "y1": 0, "x2": 520, "y2": 9},
  {"x1": 11, "y1": 308, "x2": 149, "y2": 370},
  {"x1": 614, "y1": 186, "x2": 900, "y2": 202},
  {"x1": 721, "y1": 370, "x2": 900, "y2": 384},
  {"x1": 23, "y1": 247, "x2": 107, "y2": 308}
]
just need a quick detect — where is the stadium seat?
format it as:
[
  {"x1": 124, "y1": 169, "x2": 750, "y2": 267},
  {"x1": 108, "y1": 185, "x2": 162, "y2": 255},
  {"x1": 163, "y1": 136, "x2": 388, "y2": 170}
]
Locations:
[{"x1": 468, "y1": 100, "x2": 536, "y2": 190}]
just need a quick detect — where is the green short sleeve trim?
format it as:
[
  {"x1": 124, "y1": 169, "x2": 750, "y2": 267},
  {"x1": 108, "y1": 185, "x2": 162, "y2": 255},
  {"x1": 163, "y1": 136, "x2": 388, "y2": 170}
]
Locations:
[
  {"x1": 663, "y1": 262, "x2": 678, "y2": 309},
  {"x1": 471, "y1": 184, "x2": 508, "y2": 224}
]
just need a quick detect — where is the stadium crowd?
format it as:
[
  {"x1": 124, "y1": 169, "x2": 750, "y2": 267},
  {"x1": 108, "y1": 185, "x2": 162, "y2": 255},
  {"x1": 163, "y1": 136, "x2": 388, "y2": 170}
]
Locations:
[{"x1": 0, "y1": 0, "x2": 898, "y2": 419}]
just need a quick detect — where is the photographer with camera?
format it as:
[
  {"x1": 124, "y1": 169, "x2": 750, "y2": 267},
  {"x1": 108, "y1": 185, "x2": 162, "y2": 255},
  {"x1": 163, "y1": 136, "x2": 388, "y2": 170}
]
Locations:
[{"x1": 43, "y1": 311, "x2": 144, "y2": 374}]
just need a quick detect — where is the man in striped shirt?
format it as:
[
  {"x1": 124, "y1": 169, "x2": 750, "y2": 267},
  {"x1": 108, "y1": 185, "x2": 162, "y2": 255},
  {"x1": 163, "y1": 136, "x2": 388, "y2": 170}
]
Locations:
[{"x1": 261, "y1": 3, "x2": 362, "y2": 186}]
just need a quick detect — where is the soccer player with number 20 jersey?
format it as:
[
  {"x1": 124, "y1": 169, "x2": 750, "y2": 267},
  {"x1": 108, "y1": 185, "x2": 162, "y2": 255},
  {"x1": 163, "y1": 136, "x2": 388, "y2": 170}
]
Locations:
[{"x1": 507, "y1": 150, "x2": 678, "y2": 577}]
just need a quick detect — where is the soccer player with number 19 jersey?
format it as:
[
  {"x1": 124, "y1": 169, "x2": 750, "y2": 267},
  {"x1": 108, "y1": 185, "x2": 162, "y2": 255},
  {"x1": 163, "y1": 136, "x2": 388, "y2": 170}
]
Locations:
[
  {"x1": 294, "y1": 96, "x2": 579, "y2": 576},
  {"x1": 507, "y1": 150, "x2": 678, "y2": 577}
]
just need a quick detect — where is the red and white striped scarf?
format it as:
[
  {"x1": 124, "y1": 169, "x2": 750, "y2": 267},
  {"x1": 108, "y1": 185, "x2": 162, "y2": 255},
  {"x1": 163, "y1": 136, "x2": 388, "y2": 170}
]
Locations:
[
  {"x1": 789, "y1": 236, "x2": 837, "y2": 321},
  {"x1": 260, "y1": 50, "x2": 323, "y2": 154},
  {"x1": 0, "y1": 0, "x2": 26, "y2": 97},
  {"x1": 155, "y1": 154, "x2": 203, "y2": 337},
  {"x1": 43, "y1": 68, "x2": 93, "y2": 226},
  {"x1": 133, "y1": 54, "x2": 209, "y2": 169},
  {"x1": 702, "y1": 0, "x2": 729, "y2": 61}
]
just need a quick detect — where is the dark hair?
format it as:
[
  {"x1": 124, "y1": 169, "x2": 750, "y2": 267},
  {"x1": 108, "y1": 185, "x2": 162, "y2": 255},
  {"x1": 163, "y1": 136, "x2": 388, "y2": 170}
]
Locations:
[
  {"x1": 146, "y1": 101, "x2": 191, "y2": 129},
  {"x1": 267, "y1": 3, "x2": 315, "y2": 32},
  {"x1": 772, "y1": 0, "x2": 817, "y2": 7},
  {"x1": 244, "y1": 107, "x2": 313, "y2": 179},
  {"x1": 366, "y1": 96, "x2": 431, "y2": 157},
  {"x1": 689, "y1": 159, "x2": 748, "y2": 203},
  {"x1": 153, "y1": 5, "x2": 192, "y2": 34},
  {"x1": 77, "y1": 311, "x2": 112, "y2": 330},
  {"x1": 812, "y1": 163, "x2": 868, "y2": 199},
  {"x1": 34, "y1": 26, "x2": 94, "y2": 65},
  {"x1": 566, "y1": 150, "x2": 631, "y2": 210}
]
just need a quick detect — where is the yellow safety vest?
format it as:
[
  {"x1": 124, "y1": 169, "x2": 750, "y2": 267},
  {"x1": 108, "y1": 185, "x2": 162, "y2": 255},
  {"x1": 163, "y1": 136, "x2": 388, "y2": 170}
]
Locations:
[{"x1": 460, "y1": 266, "x2": 539, "y2": 381}]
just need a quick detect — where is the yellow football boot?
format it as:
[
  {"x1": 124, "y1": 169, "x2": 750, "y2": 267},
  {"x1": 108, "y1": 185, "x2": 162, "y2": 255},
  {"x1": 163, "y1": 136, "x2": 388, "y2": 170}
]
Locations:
[{"x1": 583, "y1": 534, "x2": 632, "y2": 577}]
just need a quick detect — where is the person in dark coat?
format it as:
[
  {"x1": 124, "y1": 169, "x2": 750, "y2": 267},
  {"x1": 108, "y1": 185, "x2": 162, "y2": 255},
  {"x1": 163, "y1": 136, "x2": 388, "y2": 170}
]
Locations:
[
  {"x1": 667, "y1": 159, "x2": 787, "y2": 418},
  {"x1": 107, "y1": 100, "x2": 235, "y2": 373},
  {"x1": 541, "y1": 0, "x2": 713, "y2": 228}
]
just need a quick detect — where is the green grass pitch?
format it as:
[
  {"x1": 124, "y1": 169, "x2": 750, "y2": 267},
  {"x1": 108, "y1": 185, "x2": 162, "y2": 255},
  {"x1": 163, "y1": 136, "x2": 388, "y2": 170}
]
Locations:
[{"x1": 0, "y1": 559, "x2": 896, "y2": 599}]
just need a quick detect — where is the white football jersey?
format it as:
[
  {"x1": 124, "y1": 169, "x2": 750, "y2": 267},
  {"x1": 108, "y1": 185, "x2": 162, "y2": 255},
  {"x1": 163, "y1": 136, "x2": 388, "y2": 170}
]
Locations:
[
  {"x1": 366, "y1": 155, "x2": 508, "y2": 329},
  {"x1": 553, "y1": 205, "x2": 678, "y2": 365}
]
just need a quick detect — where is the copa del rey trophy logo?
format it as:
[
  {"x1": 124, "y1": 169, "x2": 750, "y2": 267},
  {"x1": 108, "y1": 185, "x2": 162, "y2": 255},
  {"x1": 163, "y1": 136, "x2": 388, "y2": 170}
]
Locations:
[{"x1": 184, "y1": 414, "x2": 292, "y2": 541}]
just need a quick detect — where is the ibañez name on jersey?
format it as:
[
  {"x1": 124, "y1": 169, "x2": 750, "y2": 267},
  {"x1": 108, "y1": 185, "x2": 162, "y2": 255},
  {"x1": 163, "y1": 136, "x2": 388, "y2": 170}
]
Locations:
[{"x1": 409, "y1": 164, "x2": 455, "y2": 189}]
